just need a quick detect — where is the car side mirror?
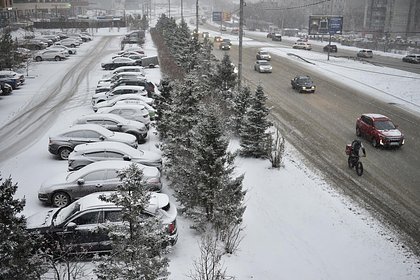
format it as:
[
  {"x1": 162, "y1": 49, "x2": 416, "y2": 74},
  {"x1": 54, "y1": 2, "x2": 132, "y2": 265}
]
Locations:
[
  {"x1": 123, "y1": 155, "x2": 131, "y2": 161},
  {"x1": 99, "y1": 136, "x2": 105, "y2": 141},
  {"x1": 394, "y1": 124, "x2": 399, "y2": 128},
  {"x1": 117, "y1": 123, "x2": 123, "y2": 128},
  {"x1": 77, "y1": 178, "x2": 84, "y2": 185},
  {"x1": 65, "y1": 222, "x2": 77, "y2": 231}
]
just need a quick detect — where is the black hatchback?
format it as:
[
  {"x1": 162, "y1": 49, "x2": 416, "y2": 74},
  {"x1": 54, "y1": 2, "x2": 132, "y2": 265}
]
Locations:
[{"x1": 323, "y1": 44, "x2": 337, "y2": 52}]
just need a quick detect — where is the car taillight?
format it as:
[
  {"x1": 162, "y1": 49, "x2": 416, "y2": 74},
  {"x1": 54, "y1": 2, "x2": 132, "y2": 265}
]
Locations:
[{"x1": 167, "y1": 221, "x2": 176, "y2": 235}]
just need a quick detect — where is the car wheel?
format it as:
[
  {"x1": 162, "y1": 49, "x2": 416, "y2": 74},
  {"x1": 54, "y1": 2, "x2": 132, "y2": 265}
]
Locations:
[
  {"x1": 55, "y1": 56, "x2": 61, "y2": 61},
  {"x1": 356, "y1": 127, "x2": 361, "y2": 137},
  {"x1": 348, "y1": 157, "x2": 353, "y2": 168},
  {"x1": 58, "y1": 147, "x2": 72, "y2": 160},
  {"x1": 35, "y1": 56, "x2": 42, "y2": 62},
  {"x1": 52, "y1": 192, "x2": 70, "y2": 207},
  {"x1": 371, "y1": 137, "x2": 378, "y2": 147}
]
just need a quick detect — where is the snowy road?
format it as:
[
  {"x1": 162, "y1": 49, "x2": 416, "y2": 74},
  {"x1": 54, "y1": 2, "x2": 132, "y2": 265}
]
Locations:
[{"x1": 217, "y1": 44, "x2": 420, "y2": 254}]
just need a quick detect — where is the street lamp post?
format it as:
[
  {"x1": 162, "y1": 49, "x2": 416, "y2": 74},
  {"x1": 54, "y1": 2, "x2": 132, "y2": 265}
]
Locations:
[{"x1": 238, "y1": 0, "x2": 244, "y2": 88}]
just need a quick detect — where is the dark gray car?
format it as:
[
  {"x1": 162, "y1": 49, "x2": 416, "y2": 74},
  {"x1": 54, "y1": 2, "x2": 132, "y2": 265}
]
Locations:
[
  {"x1": 48, "y1": 124, "x2": 138, "y2": 160},
  {"x1": 74, "y1": 113, "x2": 148, "y2": 143}
]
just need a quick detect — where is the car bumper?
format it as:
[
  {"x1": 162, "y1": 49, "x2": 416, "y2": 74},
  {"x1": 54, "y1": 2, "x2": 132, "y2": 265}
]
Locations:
[
  {"x1": 380, "y1": 138, "x2": 405, "y2": 147},
  {"x1": 38, "y1": 192, "x2": 50, "y2": 203},
  {"x1": 48, "y1": 145, "x2": 60, "y2": 155}
]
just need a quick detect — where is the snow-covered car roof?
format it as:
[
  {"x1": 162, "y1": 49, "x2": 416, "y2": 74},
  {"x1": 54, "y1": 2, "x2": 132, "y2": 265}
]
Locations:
[
  {"x1": 75, "y1": 113, "x2": 131, "y2": 124},
  {"x1": 73, "y1": 140, "x2": 142, "y2": 156},
  {"x1": 362, "y1": 113, "x2": 388, "y2": 119},
  {"x1": 62, "y1": 124, "x2": 114, "y2": 136},
  {"x1": 111, "y1": 85, "x2": 146, "y2": 91},
  {"x1": 99, "y1": 103, "x2": 147, "y2": 111}
]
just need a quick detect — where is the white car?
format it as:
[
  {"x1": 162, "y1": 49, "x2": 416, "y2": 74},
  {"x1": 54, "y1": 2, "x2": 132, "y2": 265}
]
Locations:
[
  {"x1": 292, "y1": 42, "x2": 312, "y2": 50},
  {"x1": 118, "y1": 46, "x2": 144, "y2": 55},
  {"x1": 97, "y1": 103, "x2": 151, "y2": 127},
  {"x1": 91, "y1": 85, "x2": 147, "y2": 106},
  {"x1": 93, "y1": 93, "x2": 154, "y2": 112},
  {"x1": 33, "y1": 49, "x2": 68, "y2": 61},
  {"x1": 254, "y1": 60, "x2": 272, "y2": 73},
  {"x1": 49, "y1": 44, "x2": 77, "y2": 54},
  {"x1": 68, "y1": 141, "x2": 162, "y2": 170},
  {"x1": 98, "y1": 72, "x2": 145, "y2": 86},
  {"x1": 102, "y1": 66, "x2": 145, "y2": 79},
  {"x1": 59, "y1": 38, "x2": 81, "y2": 48}
]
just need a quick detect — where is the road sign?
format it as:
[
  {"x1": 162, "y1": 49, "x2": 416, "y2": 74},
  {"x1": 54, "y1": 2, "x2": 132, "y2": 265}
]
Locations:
[
  {"x1": 309, "y1": 15, "x2": 343, "y2": 35},
  {"x1": 212, "y1": 11, "x2": 222, "y2": 22}
]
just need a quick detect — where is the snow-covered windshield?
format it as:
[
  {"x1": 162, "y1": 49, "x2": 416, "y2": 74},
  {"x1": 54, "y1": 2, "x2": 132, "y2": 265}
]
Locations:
[
  {"x1": 53, "y1": 202, "x2": 81, "y2": 226},
  {"x1": 374, "y1": 120, "x2": 396, "y2": 130}
]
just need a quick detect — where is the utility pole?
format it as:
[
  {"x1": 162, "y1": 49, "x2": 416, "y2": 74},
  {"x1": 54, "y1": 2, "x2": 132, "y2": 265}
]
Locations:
[
  {"x1": 168, "y1": 0, "x2": 171, "y2": 17},
  {"x1": 238, "y1": 0, "x2": 244, "y2": 88},
  {"x1": 181, "y1": 0, "x2": 184, "y2": 22},
  {"x1": 195, "y1": 0, "x2": 199, "y2": 34}
]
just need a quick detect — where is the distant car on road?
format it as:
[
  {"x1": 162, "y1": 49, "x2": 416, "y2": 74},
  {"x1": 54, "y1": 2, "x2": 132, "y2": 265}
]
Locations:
[
  {"x1": 271, "y1": 34, "x2": 282, "y2": 41},
  {"x1": 356, "y1": 113, "x2": 405, "y2": 148},
  {"x1": 256, "y1": 50, "x2": 271, "y2": 61},
  {"x1": 323, "y1": 44, "x2": 337, "y2": 52},
  {"x1": 357, "y1": 49, "x2": 373, "y2": 58},
  {"x1": 254, "y1": 60, "x2": 272, "y2": 73},
  {"x1": 48, "y1": 124, "x2": 138, "y2": 160},
  {"x1": 402, "y1": 54, "x2": 420, "y2": 64},
  {"x1": 219, "y1": 42, "x2": 231, "y2": 50},
  {"x1": 291, "y1": 75, "x2": 316, "y2": 93},
  {"x1": 292, "y1": 42, "x2": 312, "y2": 50}
]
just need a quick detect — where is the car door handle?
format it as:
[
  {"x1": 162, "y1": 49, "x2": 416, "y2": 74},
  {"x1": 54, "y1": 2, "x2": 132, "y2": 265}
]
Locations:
[{"x1": 96, "y1": 184, "x2": 102, "y2": 188}]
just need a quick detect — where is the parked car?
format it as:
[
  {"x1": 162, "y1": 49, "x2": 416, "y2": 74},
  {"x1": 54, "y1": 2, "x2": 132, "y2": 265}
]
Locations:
[
  {"x1": 356, "y1": 113, "x2": 405, "y2": 148},
  {"x1": 17, "y1": 39, "x2": 47, "y2": 50},
  {"x1": 114, "y1": 99, "x2": 157, "y2": 119},
  {"x1": 93, "y1": 94, "x2": 154, "y2": 112},
  {"x1": 219, "y1": 42, "x2": 231, "y2": 50},
  {"x1": 271, "y1": 34, "x2": 282, "y2": 41},
  {"x1": 292, "y1": 42, "x2": 312, "y2": 50},
  {"x1": 256, "y1": 50, "x2": 271, "y2": 61},
  {"x1": 103, "y1": 66, "x2": 145, "y2": 79},
  {"x1": 291, "y1": 75, "x2": 316, "y2": 93},
  {"x1": 0, "y1": 70, "x2": 25, "y2": 85},
  {"x1": 48, "y1": 124, "x2": 138, "y2": 160},
  {"x1": 92, "y1": 85, "x2": 147, "y2": 106},
  {"x1": 357, "y1": 49, "x2": 373, "y2": 58},
  {"x1": 254, "y1": 60, "x2": 272, "y2": 73},
  {"x1": 38, "y1": 160, "x2": 162, "y2": 207},
  {"x1": 402, "y1": 54, "x2": 420, "y2": 64},
  {"x1": 97, "y1": 104, "x2": 151, "y2": 127},
  {"x1": 59, "y1": 38, "x2": 81, "y2": 48},
  {"x1": 27, "y1": 191, "x2": 178, "y2": 254},
  {"x1": 117, "y1": 46, "x2": 144, "y2": 55},
  {"x1": 49, "y1": 44, "x2": 77, "y2": 55},
  {"x1": 323, "y1": 44, "x2": 337, "y2": 52},
  {"x1": 68, "y1": 141, "x2": 162, "y2": 171},
  {"x1": 101, "y1": 57, "x2": 139, "y2": 70},
  {"x1": 97, "y1": 78, "x2": 156, "y2": 96},
  {"x1": 74, "y1": 113, "x2": 148, "y2": 143},
  {"x1": 0, "y1": 81, "x2": 13, "y2": 94},
  {"x1": 34, "y1": 49, "x2": 68, "y2": 61},
  {"x1": 0, "y1": 73, "x2": 21, "y2": 89}
]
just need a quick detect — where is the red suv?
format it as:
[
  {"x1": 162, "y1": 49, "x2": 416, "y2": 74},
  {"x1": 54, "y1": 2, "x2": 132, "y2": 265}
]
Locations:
[{"x1": 356, "y1": 113, "x2": 405, "y2": 148}]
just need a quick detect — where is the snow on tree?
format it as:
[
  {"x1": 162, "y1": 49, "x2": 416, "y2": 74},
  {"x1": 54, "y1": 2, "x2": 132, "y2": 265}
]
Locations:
[
  {"x1": 155, "y1": 78, "x2": 174, "y2": 140},
  {"x1": 0, "y1": 176, "x2": 47, "y2": 279},
  {"x1": 211, "y1": 54, "x2": 237, "y2": 92},
  {"x1": 232, "y1": 86, "x2": 252, "y2": 135},
  {"x1": 94, "y1": 164, "x2": 170, "y2": 280},
  {"x1": 178, "y1": 104, "x2": 246, "y2": 234},
  {"x1": 239, "y1": 84, "x2": 271, "y2": 157},
  {"x1": 0, "y1": 31, "x2": 24, "y2": 70}
]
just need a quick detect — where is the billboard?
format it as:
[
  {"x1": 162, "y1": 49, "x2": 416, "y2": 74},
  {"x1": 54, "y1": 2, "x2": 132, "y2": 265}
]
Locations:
[
  {"x1": 212, "y1": 11, "x2": 231, "y2": 22},
  {"x1": 309, "y1": 16, "x2": 343, "y2": 35}
]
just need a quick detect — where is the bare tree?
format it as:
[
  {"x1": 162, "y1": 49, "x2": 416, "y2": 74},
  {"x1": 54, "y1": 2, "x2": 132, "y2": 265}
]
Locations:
[
  {"x1": 188, "y1": 232, "x2": 234, "y2": 280},
  {"x1": 218, "y1": 223, "x2": 245, "y2": 255},
  {"x1": 267, "y1": 127, "x2": 285, "y2": 168}
]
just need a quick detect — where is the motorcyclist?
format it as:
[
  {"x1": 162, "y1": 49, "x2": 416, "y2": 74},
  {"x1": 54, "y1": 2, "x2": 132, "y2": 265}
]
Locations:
[{"x1": 350, "y1": 139, "x2": 366, "y2": 160}]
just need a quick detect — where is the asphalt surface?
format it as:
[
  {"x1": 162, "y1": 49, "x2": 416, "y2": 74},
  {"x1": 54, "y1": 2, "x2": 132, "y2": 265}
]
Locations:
[{"x1": 215, "y1": 42, "x2": 420, "y2": 255}]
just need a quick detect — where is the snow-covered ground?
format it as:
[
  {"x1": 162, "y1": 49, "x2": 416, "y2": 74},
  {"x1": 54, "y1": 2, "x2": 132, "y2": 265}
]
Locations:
[{"x1": 0, "y1": 26, "x2": 419, "y2": 280}]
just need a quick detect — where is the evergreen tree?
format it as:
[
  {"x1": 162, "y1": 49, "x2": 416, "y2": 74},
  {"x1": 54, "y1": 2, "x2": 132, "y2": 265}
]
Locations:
[
  {"x1": 182, "y1": 104, "x2": 246, "y2": 232},
  {"x1": 0, "y1": 176, "x2": 47, "y2": 279},
  {"x1": 232, "y1": 86, "x2": 252, "y2": 135},
  {"x1": 0, "y1": 31, "x2": 22, "y2": 70},
  {"x1": 239, "y1": 84, "x2": 271, "y2": 157},
  {"x1": 211, "y1": 54, "x2": 237, "y2": 92},
  {"x1": 94, "y1": 164, "x2": 170, "y2": 280},
  {"x1": 155, "y1": 78, "x2": 173, "y2": 140}
]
